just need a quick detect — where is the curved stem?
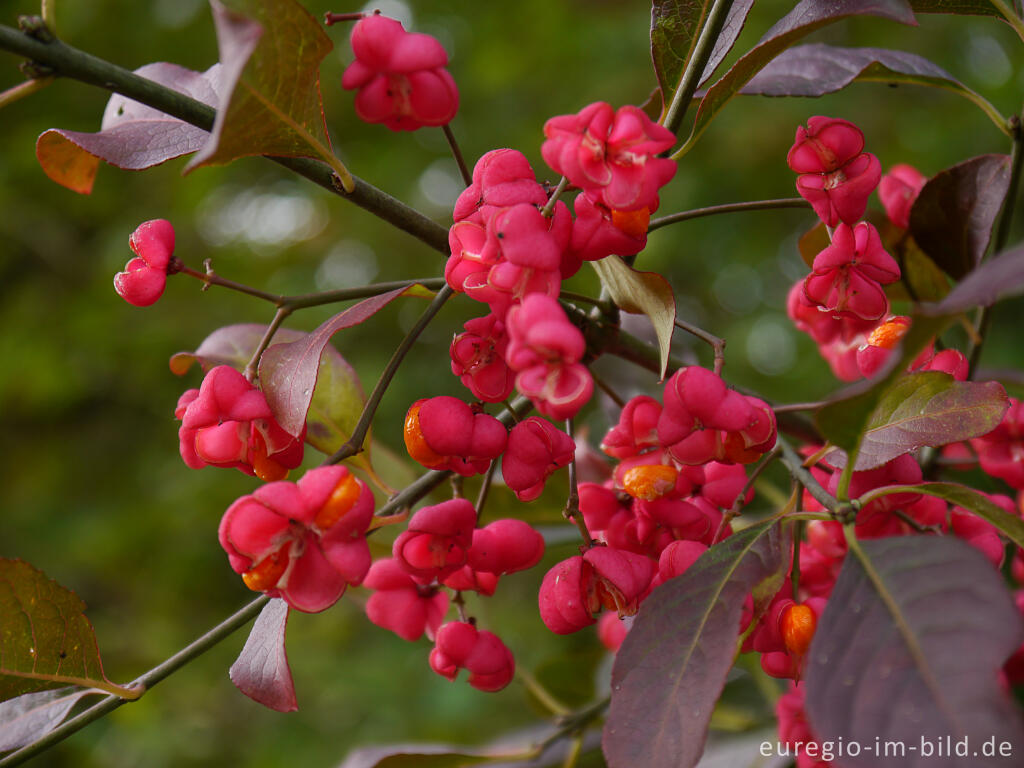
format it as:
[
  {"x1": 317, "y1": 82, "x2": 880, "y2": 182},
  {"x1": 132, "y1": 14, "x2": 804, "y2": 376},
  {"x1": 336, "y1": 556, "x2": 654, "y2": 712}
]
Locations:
[
  {"x1": 776, "y1": 435, "x2": 855, "y2": 521},
  {"x1": 244, "y1": 306, "x2": 291, "y2": 381},
  {"x1": 443, "y1": 124, "x2": 472, "y2": 186},
  {"x1": 0, "y1": 596, "x2": 268, "y2": 768},
  {"x1": 991, "y1": 0, "x2": 1024, "y2": 43},
  {"x1": 327, "y1": 285, "x2": 454, "y2": 463},
  {"x1": 0, "y1": 73, "x2": 53, "y2": 108},
  {"x1": 0, "y1": 25, "x2": 449, "y2": 254},
  {"x1": 674, "y1": 317, "x2": 725, "y2": 375},
  {"x1": 563, "y1": 419, "x2": 592, "y2": 548},
  {"x1": 541, "y1": 177, "x2": 569, "y2": 217},
  {"x1": 648, "y1": 197, "x2": 811, "y2": 232}
]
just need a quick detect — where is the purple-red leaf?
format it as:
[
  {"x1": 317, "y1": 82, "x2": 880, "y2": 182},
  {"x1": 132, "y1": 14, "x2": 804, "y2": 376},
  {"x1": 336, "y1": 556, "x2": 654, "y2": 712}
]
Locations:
[
  {"x1": 186, "y1": 0, "x2": 336, "y2": 173},
  {"x1": 805, "y1": 535, "x2": 1024, "y2": 768},
  {"x1": 826, "y1": 372, "x2": 1008, "y2": 471},
  {"x1": 36, "y1": 63, "x2": 219, "y2": 194},
  {"x1": 258, "y1": 287, "x2": 421, "y2": 439},
  {"x1": 603, "y1": 520, "x2": 789, "y2": 768},
  {"x1": 229, "y1": 599, "x2": 296, "y2": 712},
  {"x1": 927, "y1": 241, "x2": 1024, "y2": 315},
  {"x1": 0, "y1": 688, "x2": 98, "y2": 752},
  {"x1": 741, "y1": 44, "x2": 1005, "y2": 133},
  {"x1": 910, "y1": 154, "x2": 1012, "y2": 280},
  {"x1": 683, "y1": 0, "x2": 917, "y2": 153},
  {"x1": 0, "y1": 559, "x2": 135, "y2": 702},
  {"x1": 699, "y1": 0, "x2": 757, "y2": 84}
]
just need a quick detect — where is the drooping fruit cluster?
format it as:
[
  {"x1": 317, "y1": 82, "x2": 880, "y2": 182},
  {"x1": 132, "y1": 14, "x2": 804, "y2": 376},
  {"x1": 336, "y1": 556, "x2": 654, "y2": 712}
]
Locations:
[{"x1": 783, "y1": 117, "x2": 971, "y2": 383}]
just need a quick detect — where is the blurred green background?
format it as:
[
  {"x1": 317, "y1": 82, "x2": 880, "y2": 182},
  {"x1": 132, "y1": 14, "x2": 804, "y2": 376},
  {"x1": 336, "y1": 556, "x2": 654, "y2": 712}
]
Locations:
[{"x1": 1, "y1": 0, "x2": 1023, "y2": 765}]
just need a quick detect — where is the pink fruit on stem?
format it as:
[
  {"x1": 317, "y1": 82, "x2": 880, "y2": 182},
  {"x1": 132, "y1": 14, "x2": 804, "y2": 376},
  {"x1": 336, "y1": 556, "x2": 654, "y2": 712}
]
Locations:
[
  {"x1": 803, "y1": 222, "x2": 900, "y2": 322},
  {"x1": 879, "y1": 163, "x2": 927, "y2": 229},
  {"x1": 176, "y1": 365, "x2": 305, "y2": 481},
  {"x1": 501, "y1": 417, "x2": 575, "y2": 501},
  {"x1": 429, "y1": 621, "x2": 515, "y2": 692},
  {"x1": 542, "y1": 101, "x2": 677, "y2": 212},
  {"x1": 114, "y1": 219, "x2": 176, "y2": 307},
  {"x1": 341, "y1": 14, "x2": 458, "y2": 131},
  {"x1": 218, "y1": 466, "x2": 373, "y2": 613},
  {"x1": 363, "y1": 558, "x2": 449, "y2": 641},
  {"x1": 392, "y1": 498, "x2": 478, "y2": 582},
  {"x1": 403, "y1": 396, "x2": 507, "y2": 476}
]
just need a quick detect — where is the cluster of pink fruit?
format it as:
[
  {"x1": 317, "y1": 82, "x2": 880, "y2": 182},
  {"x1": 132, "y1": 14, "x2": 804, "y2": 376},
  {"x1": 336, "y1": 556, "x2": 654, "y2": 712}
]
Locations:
[
  {"x1": 785, "y1": 116, "x2": 969, "y2": 383},
  {"x1": 538, "y1": 366, "x2": 778, "y2": 646}
]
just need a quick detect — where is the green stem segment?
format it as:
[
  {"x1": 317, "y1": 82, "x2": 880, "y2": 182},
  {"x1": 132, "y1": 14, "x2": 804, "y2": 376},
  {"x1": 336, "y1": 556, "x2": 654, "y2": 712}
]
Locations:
[
  {"x1": 328, "y1": 286, "x2": 455, "y2": 464},
  {"x1": 660, "y1": 0, "x2": 733, "y2": 139},
  {"x1": 648, "y1": 197, "x2": 811, "y2": 231},
  {"x1": 0, "y1": 596, "x2": 269, "y2": 768}
]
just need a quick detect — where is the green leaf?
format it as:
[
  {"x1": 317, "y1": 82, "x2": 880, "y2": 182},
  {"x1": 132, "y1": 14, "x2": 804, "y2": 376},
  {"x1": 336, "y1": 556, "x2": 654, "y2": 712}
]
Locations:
[
  {"x1": 590, "y1": 255, "x2": 676, "y2": 379},
  {"x1": 185, "y1": 0, "x2": 349, "y2": 187},
  {"x1": 825, "y1": 372, "x2": 1008, "y2": 471},
  {"x1": 680, "y1": 0, "x2": 917, "y2": 155},
  {"x1": 859, "y1": 482, "x2": 1024, "y2": 549},
  {"x1": 603, "y1": 519, "x2": 790, "y2": 768},
  {"x1": 0, "y1": 560, "x2": 137, "y2": 702},
  {"x1": 805, "y1": 535, "x2": 1024, "y2": 767}
]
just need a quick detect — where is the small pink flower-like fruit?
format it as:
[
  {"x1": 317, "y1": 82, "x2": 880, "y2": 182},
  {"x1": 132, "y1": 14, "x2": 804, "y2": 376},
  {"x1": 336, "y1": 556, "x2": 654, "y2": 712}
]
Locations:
[
  {"x1": 341, "y1": 14, "x2": 458, "y2": 131},
  {"x1": 466, "y1": 519, "x2": 545, "y2": 575},
  {"x1": 403, "y1": 396, "x2": 507, "y2": 476},
  {"x1": 804, "y1": 222, "x2": 900, "y2": 322},
  {"x1": 971, "y1": 398, "x2": 1024, "y2": 490},
  {"x1": 392, "y1": 498, "x2": 478, "y2": 582},
  {"x1": 501, "y1": 417, "x2": 576, "y2": 501},
  {"x1": 879, "y1": 163, "x2": 927, "y2": 229},
  {"x1": 786, "y1": 117, "x2": 864, "y2": 174},
  {"x1": 452, "y1": 149, "x2": 547, "y2": 225},
  {"x1": 363, "y1": 558, "x2": 449, "y2": 641},
  {"x1": 450, "y1": 314, "x2": 516, "y2": 403},
  {"x1": 538, "y1": 548, "x2": 655, "y2": 635},
  {"x1": 542, "y1": 102, "x2": 677, "y2": 212},
  {"x1": 175, "y1": 365, "x2": 305, "y2": 481},
  {"x1": 789, "y1": 117, "x2": 880, "y2": 227},
  {"x1": 218, "y1": 466, "x2": 373, "y2": 613},
  {"x1": 601, "y1": 395, "x2": 662, "y2": 460},
  {"x1": 114, "y1": 219, "x2": 176, "y2": 307},
  {"x1": 429, "y1": 621, "x2": 515, "y2": 692}
]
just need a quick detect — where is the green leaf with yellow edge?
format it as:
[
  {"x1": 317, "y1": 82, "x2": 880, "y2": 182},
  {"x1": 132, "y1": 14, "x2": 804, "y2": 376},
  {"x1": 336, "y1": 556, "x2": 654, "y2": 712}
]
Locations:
[
  {"x1": 186, "y1": 0, "x2": 352, "y2": 188},
  {"x1": 590, "y1": 255, "x2": 676, "y2": 379},
  {"x1": 0, "y1": 560, "x2": 138, "y2": 702}
]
